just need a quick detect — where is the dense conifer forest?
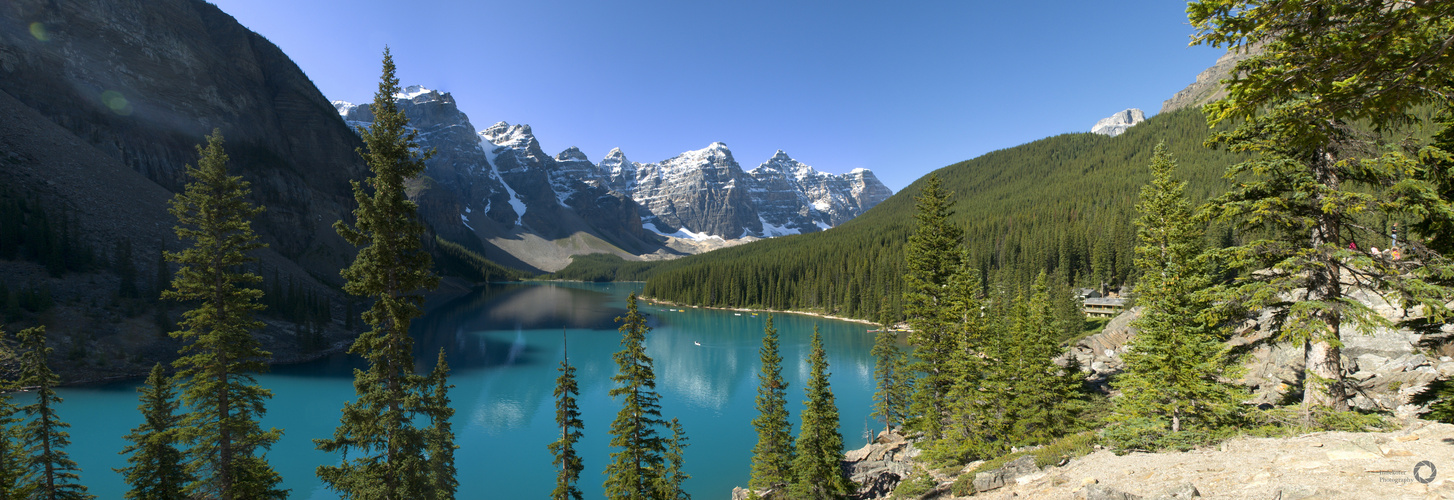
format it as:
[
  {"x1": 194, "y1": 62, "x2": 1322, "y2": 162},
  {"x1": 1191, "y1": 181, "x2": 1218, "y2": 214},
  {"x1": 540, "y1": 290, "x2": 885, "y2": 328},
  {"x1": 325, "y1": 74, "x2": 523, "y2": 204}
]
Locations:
[{"x1": 611, "y1": 108, "x2": 1246, "y2": 322}]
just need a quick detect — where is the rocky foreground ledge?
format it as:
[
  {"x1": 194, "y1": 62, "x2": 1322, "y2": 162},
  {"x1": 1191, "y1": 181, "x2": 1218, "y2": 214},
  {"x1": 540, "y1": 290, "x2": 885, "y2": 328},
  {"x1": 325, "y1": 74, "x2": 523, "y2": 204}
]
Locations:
[
  {"x1": 736, "y1": 421, "x2": 1454, "y2": 499},
  {"x1": 974, "y1": 420, "x2": 1454, "y2": 499},
  {"x1": 807, "y1": 420, "x2": 1454, "y2": 499}
]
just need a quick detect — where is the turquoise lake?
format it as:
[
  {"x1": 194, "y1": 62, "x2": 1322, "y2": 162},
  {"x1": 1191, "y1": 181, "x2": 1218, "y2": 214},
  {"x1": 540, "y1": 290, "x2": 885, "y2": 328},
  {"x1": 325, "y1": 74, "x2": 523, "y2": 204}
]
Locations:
[{"x1": 38, "y1": 282, "x2": 879, "y2": 498}]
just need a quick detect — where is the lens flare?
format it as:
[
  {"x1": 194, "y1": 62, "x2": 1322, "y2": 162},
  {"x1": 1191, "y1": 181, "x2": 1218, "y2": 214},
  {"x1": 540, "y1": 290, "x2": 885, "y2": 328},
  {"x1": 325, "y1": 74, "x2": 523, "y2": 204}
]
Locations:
[
  {"x1": 29, "y1": 23, "x2": 49, "y2": 41},
  {"x1": 100, "y1": 90, "x2": 132, "y2": 116}
]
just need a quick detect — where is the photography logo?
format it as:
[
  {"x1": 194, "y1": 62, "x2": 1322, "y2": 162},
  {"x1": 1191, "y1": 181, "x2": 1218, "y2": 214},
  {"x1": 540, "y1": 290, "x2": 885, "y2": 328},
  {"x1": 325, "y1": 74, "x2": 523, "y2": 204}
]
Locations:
[
  {"x1": 1372, "y1": 460, "x2": 1437, "y2": 484},
  {"x1": 1414, "y1": 461, "x2": 1437, "y2": 484}
]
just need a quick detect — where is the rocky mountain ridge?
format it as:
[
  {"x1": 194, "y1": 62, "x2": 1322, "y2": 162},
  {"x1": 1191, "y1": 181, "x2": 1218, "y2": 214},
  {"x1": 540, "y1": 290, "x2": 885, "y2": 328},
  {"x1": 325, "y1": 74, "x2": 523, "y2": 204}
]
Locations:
[{"x1": 334, "y1": 86, "x2": 893, "y2": 271}]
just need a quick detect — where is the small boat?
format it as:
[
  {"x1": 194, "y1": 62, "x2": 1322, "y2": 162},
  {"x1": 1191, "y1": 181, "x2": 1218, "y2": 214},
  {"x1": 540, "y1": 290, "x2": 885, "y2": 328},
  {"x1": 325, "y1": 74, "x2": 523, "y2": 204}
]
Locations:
[
  {"x1": 734, "y1": 313, "x2": 742, "y2": 316},
  {"x1": 694, "y1": 341, "x2": 701, "y2": 346}
]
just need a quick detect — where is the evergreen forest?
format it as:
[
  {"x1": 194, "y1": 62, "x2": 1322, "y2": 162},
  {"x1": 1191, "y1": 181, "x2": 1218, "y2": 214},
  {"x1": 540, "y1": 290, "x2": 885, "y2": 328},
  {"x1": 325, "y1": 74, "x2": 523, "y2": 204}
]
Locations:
[{"x1": 565, "y1": 108, "x2": 1250, "y2": 323}]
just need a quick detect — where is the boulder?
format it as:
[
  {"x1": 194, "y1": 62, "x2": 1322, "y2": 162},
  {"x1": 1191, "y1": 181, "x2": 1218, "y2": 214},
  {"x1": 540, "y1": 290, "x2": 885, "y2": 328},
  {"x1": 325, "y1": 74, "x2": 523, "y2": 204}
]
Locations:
[
  {"x1": 730, "y1": 486, "x2": 784, "y2": 500},
  {"x1": 1078, "y1": 484, "x2": 1141, "y2": 500},
  {"x1": 973, "y1": 455, "x2": 1040, "y2": 493},
  {"x1": 843, "y1": 430, "x2": 916, "y2": 498},
  {"x1": 1148, "y1": 482, "x2": 1201, "y2": 499}
]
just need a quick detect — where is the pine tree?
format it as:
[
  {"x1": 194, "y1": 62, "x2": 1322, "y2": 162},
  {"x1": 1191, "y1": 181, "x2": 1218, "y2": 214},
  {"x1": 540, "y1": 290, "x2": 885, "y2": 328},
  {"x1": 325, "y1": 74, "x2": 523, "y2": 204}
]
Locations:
[
  {"x1": 0, "y1": 414, "x2": 26, "y2": 498},
  {"x1": 315, "y1": 47, "x2": 444, "y2": 500},
  {"x1": 603, "y1": 293, "x2": 666, "y2": 500},
  {"x1": 789, "y1": 325, "x2": 853, "y2": 500},
  {"x1": 932, "y1": 254, "x2": 995, "y2": 462},
  {"x1": 0, "y1": 326, "x2": 31, "y2": 498},
  {"x1": 868, "y1": 325, "x2": 909, "y2": 434},
  {"x1": 16, "y1": 326, "x2": 92, "y2": 500},
  {"x1": 423, "y1": 350, "x2": 457, "y2": 500},
  {"x1": 901, "y1": 175, "x2": 962, "y2": 439},
  {"x1": 1110, "y1": 145, "x2": 1242, "y2": 446},
  {"x1": 163, "y1": 130, "x2": 285, "y2": 500},
  {"x1": 1006, "y1": 273, "x2": 1080, "y2": 445},
  {"x1": 550, "y1": 332, "x2": 585, "y2": 500},
  {"x1": 117, "y1": 364, "x2": 191, "y2": 500},
  {"x1": 1189, "y1": 0, "x2": 1454, "y2": 411},
  {"x1": 657, "y1": 418, "x2": 690, "y2": 500},
  {"x1": 748, "y1": 315, "x2": 793, "y2": 491}
]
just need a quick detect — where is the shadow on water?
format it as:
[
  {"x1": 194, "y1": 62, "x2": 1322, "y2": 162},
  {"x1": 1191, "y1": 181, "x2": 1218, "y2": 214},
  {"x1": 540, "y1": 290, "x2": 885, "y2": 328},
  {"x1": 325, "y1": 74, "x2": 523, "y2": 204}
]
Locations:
[{"x1": 270, "y1": 282, "x2": 632, "y2": 379}]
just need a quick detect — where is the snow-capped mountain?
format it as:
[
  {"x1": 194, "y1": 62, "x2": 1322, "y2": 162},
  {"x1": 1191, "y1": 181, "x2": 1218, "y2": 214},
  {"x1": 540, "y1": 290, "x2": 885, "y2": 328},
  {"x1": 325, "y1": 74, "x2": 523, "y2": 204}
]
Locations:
[{"x1": 332, "y1": 86, "x2": 893, "y2": 271}]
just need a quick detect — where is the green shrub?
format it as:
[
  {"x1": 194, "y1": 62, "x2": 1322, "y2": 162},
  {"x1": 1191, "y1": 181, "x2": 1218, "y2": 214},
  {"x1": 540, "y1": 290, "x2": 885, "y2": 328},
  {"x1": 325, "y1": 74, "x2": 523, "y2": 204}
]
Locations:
[
  {"x1": 1413, "y1": 378, "x2": 1454, "y2": 424},
  {"x1": 891, "y1": 473, "x2": 937, "y2": 498},
  {"x1": 950, "y1": 470, "x2": 977, "y2": 496}
]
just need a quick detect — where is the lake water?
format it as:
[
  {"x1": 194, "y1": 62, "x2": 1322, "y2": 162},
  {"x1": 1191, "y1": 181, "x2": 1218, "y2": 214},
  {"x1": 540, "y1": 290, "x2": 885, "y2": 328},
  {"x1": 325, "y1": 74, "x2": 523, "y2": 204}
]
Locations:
[{"x1": 38, "y1": 282, "x2": 879, "y2": 498}]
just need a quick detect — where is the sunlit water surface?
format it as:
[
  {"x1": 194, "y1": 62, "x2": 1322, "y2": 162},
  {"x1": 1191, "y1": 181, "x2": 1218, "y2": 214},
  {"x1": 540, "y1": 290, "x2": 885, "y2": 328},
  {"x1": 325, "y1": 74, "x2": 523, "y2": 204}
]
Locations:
[{"x1": 39, "y1": 282, "x2": 879, "y2": 498}]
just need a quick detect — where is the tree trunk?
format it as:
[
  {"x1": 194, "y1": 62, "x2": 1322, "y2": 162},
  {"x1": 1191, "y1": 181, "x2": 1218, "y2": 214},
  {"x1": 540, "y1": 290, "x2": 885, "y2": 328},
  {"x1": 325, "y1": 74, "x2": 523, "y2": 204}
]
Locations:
[
  {"x1": 1303, "y1": 148, "x2": 1348, "y2": 412},
  {"x1": 1303, "y1": 335, "x2": 1348, "y2": 411}
]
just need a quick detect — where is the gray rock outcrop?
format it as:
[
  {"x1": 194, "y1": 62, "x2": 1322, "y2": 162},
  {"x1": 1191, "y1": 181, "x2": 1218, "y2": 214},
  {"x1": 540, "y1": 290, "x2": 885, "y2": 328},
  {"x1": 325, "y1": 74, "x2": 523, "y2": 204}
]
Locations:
[
  {"x1": 1091, "y1": 109, "x2": 1146, "y2": 137},
  {"x1": 841, "y1": 430, "x2": 917, "y2": 499},
  {"x1": 1160, "y1": 45, "x2": 1260, "y2": 114},
  {"x1": 974, "y1": 455, "x2": 1041, "y2": 493},
  {"x1": 1068, "y1": 282, "x2": 1454, "y2": 416}
]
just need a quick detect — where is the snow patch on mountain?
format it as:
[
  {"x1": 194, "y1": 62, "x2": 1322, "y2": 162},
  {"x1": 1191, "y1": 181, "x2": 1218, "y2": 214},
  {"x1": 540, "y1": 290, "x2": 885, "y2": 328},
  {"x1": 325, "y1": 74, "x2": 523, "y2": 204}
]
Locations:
[
  {"x1": 479, "y1": 134, "x2": 527, "y2": 225},
  {"x1": 396, "y1": 85, "x2": 434, "y2": 100},
  {"x1": 644, "y1": 222, "x2": 725, "y2": 243}
]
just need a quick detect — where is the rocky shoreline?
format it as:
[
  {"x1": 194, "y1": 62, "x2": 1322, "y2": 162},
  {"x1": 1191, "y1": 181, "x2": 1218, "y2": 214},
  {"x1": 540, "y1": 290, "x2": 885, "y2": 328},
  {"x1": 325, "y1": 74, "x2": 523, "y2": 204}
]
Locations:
[{"x1": 640, "y1": 297, "x2": 881, "y2": 327}]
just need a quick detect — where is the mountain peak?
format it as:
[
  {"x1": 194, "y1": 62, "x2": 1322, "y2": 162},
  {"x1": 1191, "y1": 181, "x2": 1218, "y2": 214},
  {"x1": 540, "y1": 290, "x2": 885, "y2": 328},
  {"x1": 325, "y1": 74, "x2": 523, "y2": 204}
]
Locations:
[
  {"x1": 481, "y1": 121, "x2": 538, "y2": 149},
  {"x1": 331, "y1": 100, "x2": 355, "y2": 118},
  {"x1": 555, "y1": 146, "x2": 589, "y2": 162},
  {"x1": 769, "y1": 149, "x2": 792, "y2": 162},
  {"x1": 396, "y1": 85, "x2": 436, "y2": 100},
  {"x1": 1091, "y1": 108, "x2": 1146, "y2": 137}
]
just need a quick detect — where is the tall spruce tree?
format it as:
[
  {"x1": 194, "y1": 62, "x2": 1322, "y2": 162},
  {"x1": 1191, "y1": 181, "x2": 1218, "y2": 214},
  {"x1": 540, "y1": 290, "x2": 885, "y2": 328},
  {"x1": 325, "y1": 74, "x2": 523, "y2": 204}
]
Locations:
[
  {"x1": 789, "y1": 325, "x2": 853, "y2": 500},
  {"x1": 868, "y1": 326, "x2": 910, "y2": 435},
  {"x1": 423, "y1": 350, "x2": 456, "y2": 500},
  {"x1": 117, "y1": 363, "x2": 191, "y2": 500},
  {"x1": 550, "y1": 332, "x2": 585, "y2": 500},
  {"x1": 1110, "y1": 144, "x2": 1241, "y2": 444},
  {"x1": 657, "y1": 418, "x2": 690, "y2": 500},
  {"x1": 315, "y1": 47, "x2": 445, "y2": 500},
  {"x1": 603, "y1": 293, "x2": 666, "y2": 500},
  {"x1": 901, "y1": 176, "x2": 962, "y2": 439},
  {"x1": 16, "y1": 326, "x2": 91, "y2": 500},
  {"x1": 163, "y1": 130, "x2": 284, "y2": 500},
  {"x1": 1189, "y1": 0, "x2": 1454, "y2": 411},
  {"x1": 1006, "y1": 273, "x2": 1079, "y2": 445},
  {"x1": 0, "y1": 325, "x2": 27, "y2": 498},
  {"x1": 748, "y1": 315, "x2": 793, "y2": 491},
  {"x1": 932, "y1": 254, "x2": 994, "y2": 463}
]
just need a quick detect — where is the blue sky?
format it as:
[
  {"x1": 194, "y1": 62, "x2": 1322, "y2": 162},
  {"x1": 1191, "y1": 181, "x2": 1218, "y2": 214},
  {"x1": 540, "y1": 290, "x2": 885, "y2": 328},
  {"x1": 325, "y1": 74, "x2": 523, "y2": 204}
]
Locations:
[{"x1": 208, "y1": 0, "x2": 1223, "y2": 191}]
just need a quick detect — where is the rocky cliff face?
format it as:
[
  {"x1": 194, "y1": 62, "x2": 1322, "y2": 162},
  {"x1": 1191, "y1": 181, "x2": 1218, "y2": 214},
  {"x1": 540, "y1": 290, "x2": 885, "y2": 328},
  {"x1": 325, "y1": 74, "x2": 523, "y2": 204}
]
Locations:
[
  {"x1": 0, "y1": 0, "x2": 367, "y2": 380},
  {"x1": 1160, "y1": 45, "x2": 1260, "y2": 114},
  {"x1": 1090, "y1": 108, "x2": 1146, "y2": 137},
  {"x1": 336, "y1": 87, "x2": 894, "y2": 270},
  {"x1": 0, "y1": 0, "x2": 364, "y2": 279}
]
